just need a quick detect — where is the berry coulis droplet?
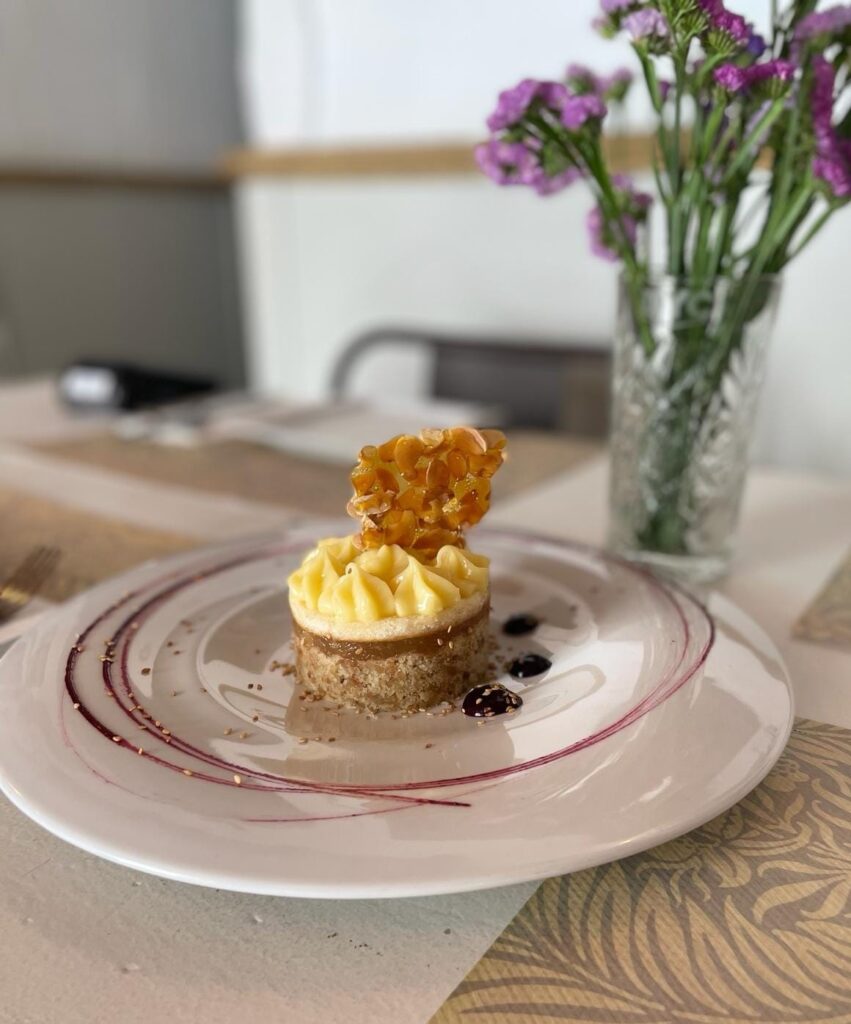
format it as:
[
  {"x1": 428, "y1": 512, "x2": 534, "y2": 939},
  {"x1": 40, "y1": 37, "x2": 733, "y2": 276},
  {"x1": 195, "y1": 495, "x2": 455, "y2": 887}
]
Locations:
[
  {"x1": 502, "y1": 613, "x2": 540, "y2": 636},
  {"x1": 508, "y1": 653, "x2": 551, "y2": 679},
  {"x1": 462, "y1": 683, "x2": 523, "y2": 718}
]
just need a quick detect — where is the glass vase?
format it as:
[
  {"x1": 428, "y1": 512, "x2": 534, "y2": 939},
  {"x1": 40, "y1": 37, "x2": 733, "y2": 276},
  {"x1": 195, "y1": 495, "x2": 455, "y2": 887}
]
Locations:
[{"x1": 608, "y1": 272, "x2": 782, "y2": 584}]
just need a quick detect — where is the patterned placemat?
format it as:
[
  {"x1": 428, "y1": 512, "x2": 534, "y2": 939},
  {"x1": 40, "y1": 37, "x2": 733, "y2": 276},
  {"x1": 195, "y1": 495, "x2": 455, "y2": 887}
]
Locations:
[
  {"x1": 32, "y1": 437, "x2": 350, "y2": 517},
  {"x1": 794, "y1": 548, "x2": 851, "y2": 649},
  {"x1": 0, "y1": 486, "x2": 198, "y2": 602},
  {"x1": 31, "y1": 431, "x2": 600, "y2": 513},
  {"x1": 432, "y1": 718, "x2": 851, "y2": 1024}
]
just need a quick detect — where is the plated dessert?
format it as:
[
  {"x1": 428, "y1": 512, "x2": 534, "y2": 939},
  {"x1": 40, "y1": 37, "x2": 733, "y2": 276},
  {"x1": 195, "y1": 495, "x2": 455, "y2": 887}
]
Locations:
[{"x1": 287, "y1": 427, "x2": 507, "y2": 712}]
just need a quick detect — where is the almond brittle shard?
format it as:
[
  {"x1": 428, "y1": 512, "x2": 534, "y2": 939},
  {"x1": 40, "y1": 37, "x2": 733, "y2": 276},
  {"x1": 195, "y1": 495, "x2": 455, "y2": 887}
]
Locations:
[{"x1": 347, "y1": 427, "x2": 507, "y2": 559}]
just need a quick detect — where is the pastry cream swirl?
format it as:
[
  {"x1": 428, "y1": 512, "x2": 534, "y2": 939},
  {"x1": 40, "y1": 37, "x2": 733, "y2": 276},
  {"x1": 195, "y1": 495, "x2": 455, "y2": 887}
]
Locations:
[{"x1": 287, "y1": 537, "x2": 489, "y2": 623}]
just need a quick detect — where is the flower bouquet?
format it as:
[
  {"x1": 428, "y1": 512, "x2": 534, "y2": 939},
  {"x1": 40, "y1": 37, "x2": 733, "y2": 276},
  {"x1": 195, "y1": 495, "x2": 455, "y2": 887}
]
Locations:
[{"x1": 477, "y1": 1, "x2": 851, "y2": 581}]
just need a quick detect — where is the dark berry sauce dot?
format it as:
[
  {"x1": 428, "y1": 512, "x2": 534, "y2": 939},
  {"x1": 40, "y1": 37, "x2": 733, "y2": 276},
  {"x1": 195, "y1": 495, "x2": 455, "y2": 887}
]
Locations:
[
  {"x1": 508, "y1": 653, "x2": 551, "y2": 679},
  {"x1": 502, "y1": 613, "x2": 540, "y2": 636},
  {"x1": 462, "y1": 683, "x2": 523, "y2": 718}
]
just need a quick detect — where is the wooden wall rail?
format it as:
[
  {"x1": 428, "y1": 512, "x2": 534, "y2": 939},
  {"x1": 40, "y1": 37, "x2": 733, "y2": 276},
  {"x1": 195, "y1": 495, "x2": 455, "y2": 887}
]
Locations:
[
  {"x1": 220, "y1": 133, "x2": 657, "y2": 180},
  {"x1": 0, "y1": 134, "x2": 658, "y2": 191},
  {"x1": 0, "y1": 165, "x2": 227, "y2": 192}
]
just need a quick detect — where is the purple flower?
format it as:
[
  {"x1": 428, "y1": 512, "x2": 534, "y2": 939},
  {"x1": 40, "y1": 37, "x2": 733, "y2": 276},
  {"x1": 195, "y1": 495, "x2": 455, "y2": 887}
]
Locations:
[
  {"x1": 561, "y1": 94, "x2": 608, "y2": 130},
  {"x1": 537, "y1": 81, "x2": 571, "y2": 110},
  {"x1": 529, "y1": 165, "x2": 584, "y2": 196},
  {"x1": 606, "y1": 68, "x2": 635, "y2": 89},
  {"x1": 813, "y1": 152, "x2": 851, "y2": 196},
  {"x1": 615, "y1": 175, "x2": 653, "y2": 208},
  {"x1": 601, "y1": 67, "x2": 634, "y2": 101},
  {"x1": 746, "y1": 32, "x2": 767, "y2": 57},
  {"x1": 587, "y1": 206, "x2": 623, "y2": 261},
  {"x1": 714, "y1": 59, "x2": 796, "y2": 93},
  {"x1": 623, "y1": 9, "x2": 671, "y2": 45},
  {"x1": 714, "y1": 64, "x2": 748, "y2": 92},
  {"x1": 566, "y1": 63, "x2": 600, "y2": 93},
  {"x1": 601, "y1": 0, "x2": 640, "y2": 12},
  {"x1": 810, "y1": 56, "x2": 851, "y2": 198},
  {"x1": 594, "y1": 0, "x2": 646, "y2": 36},
  {"x1": 486, "y1": 79, "x2": 568, "y2": 132},
  {"x1": 811, "y1": 58, "x2": 835, "y2": 141},
  {"x1": 474, "y1": 140, "x2": 537, "y2": 186},
  {"x1": 474, "y1": 139, "x2": 582, "y2": 196},
  {"x1": 697, "y1": 0, "x2": 754, "y2": 47},
  {"x1": 716, "y1": 12, "x2": 751, "y2": 45},
  {"x1": 587, "y1": 176, "x2": 652, "y2": 262},
  {"x1": 796, "y1": 4, "x2": 851, "y2": 42},
  {"x1": 566, "y1": 64, "x2": 633, "y2": 102}
]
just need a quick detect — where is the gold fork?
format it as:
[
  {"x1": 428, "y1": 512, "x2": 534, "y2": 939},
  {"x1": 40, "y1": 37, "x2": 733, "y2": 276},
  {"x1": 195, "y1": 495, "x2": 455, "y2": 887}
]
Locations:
[{"x1": 0, "y1": 546, "x2": 61, "y2": 624}]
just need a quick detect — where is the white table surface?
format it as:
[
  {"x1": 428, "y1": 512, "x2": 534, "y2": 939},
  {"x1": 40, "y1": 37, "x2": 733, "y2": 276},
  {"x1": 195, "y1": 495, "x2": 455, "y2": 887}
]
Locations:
[{"x1": 1, "y1": 439, "x2": 849, "y2": 1024}]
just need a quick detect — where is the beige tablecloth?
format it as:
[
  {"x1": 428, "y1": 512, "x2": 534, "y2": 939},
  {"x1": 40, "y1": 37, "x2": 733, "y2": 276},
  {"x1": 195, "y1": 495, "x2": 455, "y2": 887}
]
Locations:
[{"x1": 1, "y1": 430, "x2": 850, "y2": 1024}]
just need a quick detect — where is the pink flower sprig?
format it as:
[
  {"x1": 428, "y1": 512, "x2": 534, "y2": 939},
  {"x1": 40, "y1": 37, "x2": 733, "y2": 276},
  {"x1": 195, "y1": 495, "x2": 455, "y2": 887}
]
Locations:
[
  {"x1": 714, "y1": 59, "x2": 797, "y2": 95},
  {"x1": 587, "y1": 176, "x2": 653, "y2": 261},
  {"x1": 697, "y1": 0, "x2": 764, "y2": 54},
  {"x1": 796, "y1": 4, "x2": 851, "y2": 43},
  {"x1": 623, "y1": 9, "x2": 671, "y2": 49},
  {"x1": 566, "y1": 64, "x2": 633, "y2": 102},
  {"x1": 810, "y1": 57, "x2": 851, "y2": 198}
]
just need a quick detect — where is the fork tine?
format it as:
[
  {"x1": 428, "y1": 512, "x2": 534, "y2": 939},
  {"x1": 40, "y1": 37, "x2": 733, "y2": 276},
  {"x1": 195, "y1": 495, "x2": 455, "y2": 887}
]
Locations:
[
  {"x1": 2, "y1": 551, "x2": 42, "y2": 592},
  {"x1": 3, "y1": 549, "x2": 44, "y2": 590},
  {"x1": 26, "y1": 548, "x2": 61, "y2": 590},
  {"x1": 2, "y1": 546, "x2": 60, "y2": 595}
]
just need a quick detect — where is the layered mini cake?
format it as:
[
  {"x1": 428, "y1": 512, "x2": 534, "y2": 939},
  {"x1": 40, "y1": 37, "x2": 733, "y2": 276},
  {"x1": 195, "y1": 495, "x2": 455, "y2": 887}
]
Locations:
[{"x1": 287, "y1": 427, "x2": 507, "y2": 712}]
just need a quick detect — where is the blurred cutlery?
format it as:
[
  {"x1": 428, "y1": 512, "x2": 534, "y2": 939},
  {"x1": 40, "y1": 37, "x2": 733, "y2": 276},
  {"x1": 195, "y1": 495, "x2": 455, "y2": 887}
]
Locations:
[{"x1": 0, "y1": 546, "x2": 61, "y2": 624}]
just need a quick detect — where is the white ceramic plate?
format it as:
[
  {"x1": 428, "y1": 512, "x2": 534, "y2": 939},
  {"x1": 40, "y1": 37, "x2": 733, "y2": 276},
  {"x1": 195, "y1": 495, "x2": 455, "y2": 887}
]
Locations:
[{"x1": 0, "y1": 527, "x2": 793, "y2": 898}]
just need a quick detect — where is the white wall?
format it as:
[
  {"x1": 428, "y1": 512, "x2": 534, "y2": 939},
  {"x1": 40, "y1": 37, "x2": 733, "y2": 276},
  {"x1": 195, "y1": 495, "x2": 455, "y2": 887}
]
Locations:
[
  {"x1": 237, "y1": 177, "x2": 617, "y2": 398},
  {"x1": 239, "y1": 0, "x2": 652, "y2": 142},
  {"x1": 240, "y1": 0, "x2": 773, "y2": 144}
]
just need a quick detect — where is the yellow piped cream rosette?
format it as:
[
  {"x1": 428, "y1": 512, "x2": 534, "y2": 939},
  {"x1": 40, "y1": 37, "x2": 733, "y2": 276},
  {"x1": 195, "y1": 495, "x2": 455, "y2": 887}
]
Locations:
[{"x1": 288, "y1": 539, "x2": 490, "y2": 640}]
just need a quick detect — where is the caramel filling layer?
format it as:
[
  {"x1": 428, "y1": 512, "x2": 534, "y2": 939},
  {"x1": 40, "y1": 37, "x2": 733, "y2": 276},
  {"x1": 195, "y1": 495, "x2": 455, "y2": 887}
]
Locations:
[{"x1": 291, "y1": 602, "x2": 489, "y2": 661}]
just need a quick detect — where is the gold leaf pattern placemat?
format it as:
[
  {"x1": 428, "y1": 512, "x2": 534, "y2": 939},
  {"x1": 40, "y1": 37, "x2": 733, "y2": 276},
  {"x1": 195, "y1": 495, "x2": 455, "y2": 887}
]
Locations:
[
  {"x1": 794, "y1": 548, "x2": 851, "y2": 648},
  {"x1": 0, "y1": 487, "x2": 198, "y2": 602},
  {"x1": 432, "y1": 719, "x2": 851, "y2": 1024}
]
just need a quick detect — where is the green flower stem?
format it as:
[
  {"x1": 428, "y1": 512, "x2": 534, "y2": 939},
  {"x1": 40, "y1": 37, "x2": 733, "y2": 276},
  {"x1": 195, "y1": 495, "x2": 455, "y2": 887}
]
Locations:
[
  {"x1": 699, "y1": 103, "x2": 729, "y2": 164},
  {"x1": 580, "y1": 143, "x2": 656, "y2": 358},
  {"x1": 668, "y1": 58, "x2": 688, "y2": 275},
  {"x1": 762, "y1": 69, "x2": 806, "y2": 237},
  {"x1": 636, "y1": 49, "x2": 664, "y2": 113},
  {"x1": 719, "y1": 97, "x2": 788, "y2": 186},
  {"x1": 652, "y1": 156, "x2": 670, "y2": 204},
  {"x1": 707, "y1": 201, "x2": 737, "y2": 277}
]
